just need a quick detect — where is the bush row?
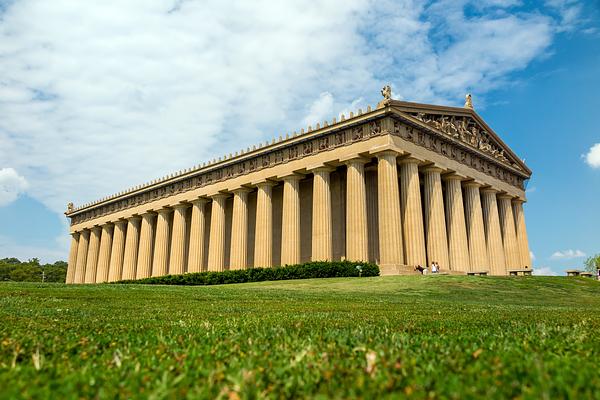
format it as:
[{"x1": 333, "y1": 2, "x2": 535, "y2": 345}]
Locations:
[{"x1": 117, "y1": 261, "x2": 379, "y2": 286}]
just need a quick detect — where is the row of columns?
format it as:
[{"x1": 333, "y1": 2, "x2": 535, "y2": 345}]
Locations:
[{"x1": 66, "y1": 151, "x2": 532, "y2": 283}]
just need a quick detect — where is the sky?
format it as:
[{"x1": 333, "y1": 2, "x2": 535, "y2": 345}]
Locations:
[{"x1": 0, "y1": 0, "x2": 598, "y2": 275}]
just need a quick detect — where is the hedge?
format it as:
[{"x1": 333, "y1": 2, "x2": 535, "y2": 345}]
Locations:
[{"x1": 117, "y1": 261, "x2": 379, "y2": 286}]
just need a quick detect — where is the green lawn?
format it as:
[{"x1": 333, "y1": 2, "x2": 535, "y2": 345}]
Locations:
[{"x1": 1, "y1": 276, "x2": 599, "y2": 399}]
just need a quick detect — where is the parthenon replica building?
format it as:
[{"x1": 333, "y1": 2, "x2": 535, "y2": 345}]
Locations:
[{"x1": 64, "y1": 88, "x2": 532, "y2": 283}]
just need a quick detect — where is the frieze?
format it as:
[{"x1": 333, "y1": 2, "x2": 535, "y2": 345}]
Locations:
[
  {"x1": 70, "y1": 120, "x2": 385, "y2": 226},
  {"x1": 393, "y1": 121, "x2": 524, "y2": 190},
  {"x1": 410, "y1": 112, "x2": 523, "y2": 172}
]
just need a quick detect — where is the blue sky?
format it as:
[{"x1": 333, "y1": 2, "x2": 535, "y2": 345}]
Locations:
[{"x1": 0, "y1": 0, "x2": 598, "y2": 274}]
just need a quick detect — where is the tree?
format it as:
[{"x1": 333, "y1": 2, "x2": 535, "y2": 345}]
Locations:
[{"x1": 583, "y1": 254, "x2": 600, "y2": 273}]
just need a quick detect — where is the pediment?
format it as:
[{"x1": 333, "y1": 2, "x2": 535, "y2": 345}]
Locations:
[{"x1": 389, "y1": 101, "x2": 530, "y2": 175}]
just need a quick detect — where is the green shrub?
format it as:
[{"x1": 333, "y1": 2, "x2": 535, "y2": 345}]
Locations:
[{"x1": 118, "y1": 260, "x2": 379, "y2": 286}]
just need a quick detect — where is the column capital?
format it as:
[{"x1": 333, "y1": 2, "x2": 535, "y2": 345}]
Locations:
[
  {"x1": 172, "y1": 203, "x2": 189, "y2": 211},
  {"x1": 190, "y1": 197, "x2": 209, "y2": 206},
  {"x1": 481, "y1": 187, "x2": 499, "y2": 195},
  {"x1": 231, "y1": 187, "x2": 253, "y2": 194},
  {"x1": 278, "y1": 172, "x2": 305, "y2": 182},
  {"x1": 340, "y1": 154, "x2": 370, "y2": 165},
  {"x1": 372, "y1": 149, "x2": 402, "y2": 158},
  {"x1": 113, "y1": 219, "x2": 128, "y2": 228},
  {"x1": 497, "y1": 193, "x2": 515, "y2": 200},
  {"x1": 422, "y1": 165, "x2": 444, "y2": 174},
  {"x1": 398, "y1": 156, "x2": 422, "y2": 165},
  {"x1": 442, "y1": 173, "x2": 466, "y2": 181},
  {"x1": 209, "y1": 192, "x2": 231, "y2": 200},
  {"x1": 155, "y1": 207, "x2": 172, "y2": 216},
  {"x1": 463, "y1": 180, "x2": 483, "y2": 188},
  {"x1": 251, "y1": 179, "x2": 278, "y2": 188},
  {"x1": 307, "y1": 164, "x2": 336, "y2": 173}
]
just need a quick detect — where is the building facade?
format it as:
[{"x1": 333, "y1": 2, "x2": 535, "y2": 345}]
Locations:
[{"x1": 64, "y1": 89, "x2": 532, "y2": 283}]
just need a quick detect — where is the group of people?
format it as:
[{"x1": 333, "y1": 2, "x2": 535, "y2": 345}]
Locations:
[{"x1": 414, "y1": 261, "x2": 441, "y2": 275}]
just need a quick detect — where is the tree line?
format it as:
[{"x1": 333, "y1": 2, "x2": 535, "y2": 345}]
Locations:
[{"x1": 0, "y1": 258, "x2": 67, "y2": 282}]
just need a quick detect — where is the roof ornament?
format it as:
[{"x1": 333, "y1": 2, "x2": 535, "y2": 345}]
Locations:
[
  {"x1": 464, "y1": 93, "x2": 473, "y2": 109},
  {"x1": 377, "y1": 85, "x2": 392, "y2": 109}
]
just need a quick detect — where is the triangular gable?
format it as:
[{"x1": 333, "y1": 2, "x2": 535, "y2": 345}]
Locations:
[{"x1": 388, "y1": 101, "x2": 530, "y2": 176}]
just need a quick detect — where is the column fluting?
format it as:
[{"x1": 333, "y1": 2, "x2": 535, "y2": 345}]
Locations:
[
  {"x1": 254, "y1": 182, "x2": 276, "y2": 268},
  {"x1": 74, "y1": 230, "x2": 89, "y2": 284},
  {"x1": 481, "y1": 189, "x2": 507, "y2": 275},
  {"x1": 95, "y1": 223, "x2": 114, "y2": 283},
  {"x1": 513, "y1": 199, "x2": 532, "y2": 268},
  {"x1": 108, "y1": 220, "x2": 127, "y2": 282},
  {"x1": 230, "y1": 188, "x2": 251, "y2": 270},
  {"x1": 464, "y1": 183, "x2": 489, "y2": 271},
  {"x1": 344, "y1": 158, "x2": 369, "y2": 262},
  {"x1": 208, "y1": 194, "x2": 228, "y2": 271},
  {"x1": 169, "y1": 204, "x2": 188, "y2": 275},
  {"x1": 188, "y1": 199, "x2": 208, "y2": 273},
  {"x1": 376, "y1": 151, "x2": 404, "y2": 267},
  {"x1": 423, "y1": 167, "x2": 450, "y2": 270},
  {"x1": 280, "y1": 175, "x2": 303, "y2": 265},
  {"x1": 66, "y1": 232, "x2": 79, "y2": 284},
  {"x1": 399, "y1": 158, "x2": 426, "y2": 267},
  {"x1": 498, "y1": 195, "x2": 520, "y2": 270},
  {"x1": 152, "y1": 208, "x2": 171, "y2": 277},
  {"x1": 311, "y1": 167, "x2": 334, "y2": 261},
  {"x1": 136, "y1": 212, "x2": 156, "y2": 279},
  {"x1": 444, "y1": 175, "x2": 470, "y2": 272},
  {"x1": 84, "y1": 227, "x2": 101, "y2": 283},
  {"x1": 121, "y1": 216, "x2": 142, "y2": 280}
]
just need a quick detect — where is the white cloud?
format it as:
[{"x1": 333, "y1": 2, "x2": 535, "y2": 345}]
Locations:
[
  {"x1": 0, "y1": 168, "x2": 28, "y2": 206},
  {"x1": 302, "y1": 92, "x2": 335, "y2": 127},
  {"x1": 550, "y1": 249, "x2": 586, "y2": 259},
  {"x1": 584, "y1": 143, "x2": 600, "y2": 169},
  {"x1": 533, "y1": 266, "x2": 559, "y2": 276},
  {"x1": 0, "y1": 0, "x2": 568, "y2": 220}
]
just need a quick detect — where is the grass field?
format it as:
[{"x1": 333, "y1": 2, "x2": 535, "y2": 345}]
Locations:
[{"x1": 1, "y1": 276, "x2": 599, "y2": 399}]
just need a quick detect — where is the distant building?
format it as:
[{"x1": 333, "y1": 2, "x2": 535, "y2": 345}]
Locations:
[{"x1": 64, "y1": 88, "x2": 532, "y2": 283}]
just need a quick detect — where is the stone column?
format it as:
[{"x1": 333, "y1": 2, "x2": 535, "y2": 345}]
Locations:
[
  {"x1": 513, "y1": 199, "x2": 532, "y2": 268},
  {"x1": 481, "y1": 189, "x2": 506, "y2": 275},
  {"x1": 169, "y1": 204, "x2": 188, "y2": 275},
  {"x1": 188, "y1": 198, "x2": 208, "y2": 273},
  {"x1": 376, "y1": 151, "x2": 404, "y2": 267},
  {"x1": 73, "y1": 229, "x2": 90, "y2": 284},
  {"x1": 423, "y1": 167, "x2": 449, "y2": 270},
  {"x1": 208, "y1": 194, "x2": 228, "y2": 272},
  {"x1": 444, "y1": 175, "x2": 470, "y2": 272},
  {"x1": 136, "y1": 212, "x2": 156, "y2": 279},
  {"x1": 84, "y1": 226, "x2": 101, "y2": 283},
  {"x1": 254, "y1": 181, "x2": 276, "y2": 268},
  {"x1": 108, "y1": 220, "x2": 127, "y2": 282},
  {"x1": 498, "y1": 195, "x2": 520, "y2": 270},
  {"x1": 399, "y1": 158, "x2": 426, "y2": 267},
  {"x1": 280, "y1": 174, "x2": 303, "y2": 265},
  {"x1": 66, "y1": 232, "x2": 79, "y2": 284},
  {"x1": 464, "y1": 183, "x2": 489, "y2": 271},
  {"x1": 95, "y1": 223, "x2": 113, "y2": 283},
  {"x1": 152, "y1": 208, "x2": 171, "y2": 277},
  {"x1": 230, "y1": 188, "x2": 251, "y2": 270},
  {"x1": 121, "y1": 216, "x2": 142, "y2": 280},
  {"x1": 311, "y1": 167, "x2": 334, "y2": 261},
  {"x1": 344, "y1": 158, "x2": 369, "y2": 262}
]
